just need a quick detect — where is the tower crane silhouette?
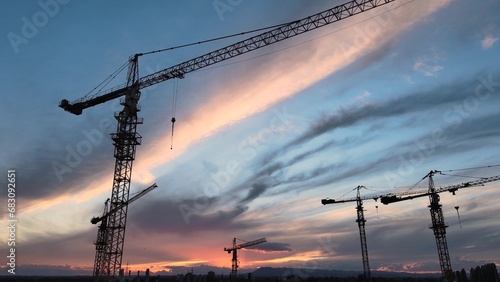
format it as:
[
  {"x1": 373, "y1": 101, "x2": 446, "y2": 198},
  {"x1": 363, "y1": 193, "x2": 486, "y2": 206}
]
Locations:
[
  {"x1": 379, "y1": 170, "x2": 500, "y2": 282},
  {"x1": 224, "y1": 237, "x2": 266, "y2": 282},
  {"x1": 322, "y1": 185, "x2": 375, "y2": 282},
  {"x1": 321, "y1": 171, "x2": 500, "y2": 282},
  {"x1": 91, "y1": 183, "x2": 157, "y2": 278},
  {"x1": 58, "y1": 1, "x2": 396, "y2": 280}
]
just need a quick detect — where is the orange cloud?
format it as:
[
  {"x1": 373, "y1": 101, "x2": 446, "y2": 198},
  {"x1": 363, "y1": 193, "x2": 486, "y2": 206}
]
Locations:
[
  {"x1": 130, "y1": 0, "x2": 452, "y2": 186},
  {"x1": 0, "y1": 173, "x2": 112, "y2": 244},
  {"x1": 251, "y1": 250, "x2": 326, "y2": 265}
]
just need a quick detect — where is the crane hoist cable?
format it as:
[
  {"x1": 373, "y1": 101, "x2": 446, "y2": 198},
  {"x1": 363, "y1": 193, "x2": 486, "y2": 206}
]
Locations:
[
  {"x1": 140, "y1": 22, "x2": 291, "y2": 56},
  {"x1": 334, "y1": 186, "x2": 358, "y2": 199},
  {"x1": 170, "y1": 78, "x2": 179, "y2": 149},
  {"x1": 195, "y1": 0, "x2": 417, "y2": 74},
  {"x1": 439, "y1": 164, "x2": 500, "y2": 229},
  {"x1": 84, "y1": 60, "x2": 130, "y2": 100},
  {"x1": 82, "y1": 24, "x2": 289, "y2": 102},
  {"x1": 454, "y1": 205, "x2": 462, "y2": 228},
  {"x1": 440, "y1": 164, "x2": 500, "y2": 172},
  {"x1": 440, "y1": 172, "x2": 488, "y2": 179}
]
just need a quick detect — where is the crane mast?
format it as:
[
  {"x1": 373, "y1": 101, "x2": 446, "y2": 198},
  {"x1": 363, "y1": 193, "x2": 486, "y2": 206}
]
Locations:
[
  {"x1": 224, "y1": 237, "x2": 266, "y2": 281},
  {"x1": 58, "y1": 1, "x2": 396, "y2": 280},
  {"x1": 322, "y1": 186, "x2": 374, "y2": 282},
  {"x1": 94, "y1": 56, "x2": 143, "y2": 281},
  {"x1": 426, "y1": 171, "x2": 453, "y2": 282},
  {"x1": 93, "y1": 198, "x2": 110, "y2": 278},
  {"x1": 355, "y1": 187, "x2": 371, "y2": 282}
]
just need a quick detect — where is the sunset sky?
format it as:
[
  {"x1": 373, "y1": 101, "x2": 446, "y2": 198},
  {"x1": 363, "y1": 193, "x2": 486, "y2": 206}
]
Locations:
[{"x1": 1, "y1": 0, "x2": 500, "y2": 277}]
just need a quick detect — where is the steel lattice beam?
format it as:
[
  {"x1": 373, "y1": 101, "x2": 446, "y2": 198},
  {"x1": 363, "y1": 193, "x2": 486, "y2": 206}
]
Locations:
[
  {"x1": 323, "y1": 186, "x2": 372, "y2": 282},
  {"x1": 98, "y1": 107, "x2": 142, "y2": 281},
  {"x1": 93, "y1": 57, "x2": 143, "y2": 282},
  {"x1": 428, "y1": 175, "x2": 454, "y2": 282},
  {"x1": 93, "y1": 199, "x2": 110, "y2": 277},
  {"x1": 224, "y1": 237, "x2": 266, "y2": 282},
  {"x1": 231, "y1": 248, "x2": 238, "y2": 281},
  {"x1": 60, "y1": 0, "x2": 395, "y2": 115},
  {"x1": 356, "y1": 195, "x2": 371, "y2": 282}
]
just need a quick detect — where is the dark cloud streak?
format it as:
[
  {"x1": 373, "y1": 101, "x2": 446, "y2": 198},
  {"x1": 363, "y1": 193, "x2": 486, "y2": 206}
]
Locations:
[
  {"x1": 226, "y1": 71, "x2": 500, "y2": 201},
  {"x1": 248, "y1": 241, "x2": 294, "y2": 253},
  {"x1": 129, "y1": 197, "x2": 253, "y2": 235}
]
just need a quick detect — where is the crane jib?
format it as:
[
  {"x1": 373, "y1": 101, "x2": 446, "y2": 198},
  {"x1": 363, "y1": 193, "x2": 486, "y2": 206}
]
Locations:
[
  {"x1": 90, "y1": 183, "x2": 157, "y2": 224},
  {"x1": 59, "y1": 87, "x2": 129, "y2": 115},
  {"x1": 59, "y1": 0, "x2": 396, "y2": 115}
]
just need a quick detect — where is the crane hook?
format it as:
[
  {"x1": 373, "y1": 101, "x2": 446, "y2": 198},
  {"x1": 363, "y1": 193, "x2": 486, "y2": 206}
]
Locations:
[
  {"x1": 170, "y1": 78, "x2": 179, "y2": 150},
  {"x1": 170, "y1": 117, "x2": 176, "y2": 150},
  {"x1": 454, "y1": 206, "x2": 462, "y2": 228}
]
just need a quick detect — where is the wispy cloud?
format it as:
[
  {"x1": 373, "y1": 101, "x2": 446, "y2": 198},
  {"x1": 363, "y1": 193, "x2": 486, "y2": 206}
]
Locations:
[
  {"x1": 481, "y1": 34, "x2": 499, "y2": 49},
  {"x1": 228, "y1": 71, "x2": 500, "y2": 198},
  {"x1": 413, "y1": 56, "x2": 444, "y2": 77}
]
